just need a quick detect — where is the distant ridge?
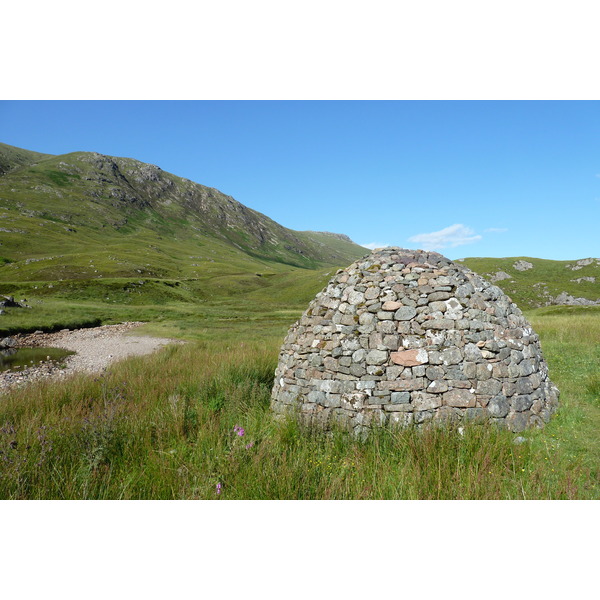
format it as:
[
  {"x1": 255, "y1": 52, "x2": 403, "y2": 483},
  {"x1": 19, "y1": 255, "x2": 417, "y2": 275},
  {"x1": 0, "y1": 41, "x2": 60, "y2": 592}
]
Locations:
[
  {"x1": 304, "y1": 231, "x2": 355, "y2": 244},
  {"x1": 0, "y1": 142, "x2": 53, "y2": 176}
]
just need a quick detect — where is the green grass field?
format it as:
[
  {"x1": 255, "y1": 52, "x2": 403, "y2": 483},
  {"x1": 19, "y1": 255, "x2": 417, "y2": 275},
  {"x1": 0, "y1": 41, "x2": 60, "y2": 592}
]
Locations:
[{"x1": 1, "y1": 299, "x2": 598, "y2": 499}]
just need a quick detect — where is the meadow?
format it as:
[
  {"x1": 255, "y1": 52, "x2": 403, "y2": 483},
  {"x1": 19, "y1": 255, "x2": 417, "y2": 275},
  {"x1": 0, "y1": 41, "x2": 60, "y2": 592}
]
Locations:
[{"x1": 0, "y1": 298, "x2": 598, "y2": 500}]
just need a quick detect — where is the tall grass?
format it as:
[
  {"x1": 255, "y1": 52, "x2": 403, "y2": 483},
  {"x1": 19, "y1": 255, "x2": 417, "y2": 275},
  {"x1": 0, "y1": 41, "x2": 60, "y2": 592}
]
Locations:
[{"x1": 1, "y1": 314, "x2": 597, "y2": 499}]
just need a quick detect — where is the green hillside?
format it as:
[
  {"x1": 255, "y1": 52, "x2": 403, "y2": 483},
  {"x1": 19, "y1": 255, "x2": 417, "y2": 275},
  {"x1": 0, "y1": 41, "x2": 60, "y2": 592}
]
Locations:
[
  {"x1": 0, "y1": 142, "x2": 366, "y2": 318},
  {"x1": 459, "y1": 256, "x2": 600, "y2": 310},
  {"x1": 0, "y1": 142, "x2": 53, "y2": 176}
]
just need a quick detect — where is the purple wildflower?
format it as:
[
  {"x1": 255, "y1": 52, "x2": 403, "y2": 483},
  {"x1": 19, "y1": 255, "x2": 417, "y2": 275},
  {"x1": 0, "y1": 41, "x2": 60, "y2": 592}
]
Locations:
[
  {"x1": 237, "y1": 428, "x2": 245, "y2": 437},
  {"x1": 245, "y1": 442, "x2": 254, "y2": 450},
  {"x1": 216, "y1": 482, "x2": 222, "y2": 495}
]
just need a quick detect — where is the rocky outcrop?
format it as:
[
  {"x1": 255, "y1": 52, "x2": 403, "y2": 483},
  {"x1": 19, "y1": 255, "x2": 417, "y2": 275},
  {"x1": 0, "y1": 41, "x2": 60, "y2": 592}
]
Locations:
[
  {"x1": 271, "y1": 248, "x2": 559, "y2": 435},
  {"x1": 0, "y1": 295, "x2": 30, "y2": 310},
  {"x1": 0, "y1": 336, "x2": 16, "y2": 349},
  {"x1": 490, "y1": 271, "x2": 512, "y2": 282},
  {"x1": 566, "y1": 258, "x2": 599, "y2": 271},
  {"x1": 552, "y1": 292, "x2": 600, "y2": 306},
  {"x1": 513, "y1": 260, "x2": 533, "y2": 271}
]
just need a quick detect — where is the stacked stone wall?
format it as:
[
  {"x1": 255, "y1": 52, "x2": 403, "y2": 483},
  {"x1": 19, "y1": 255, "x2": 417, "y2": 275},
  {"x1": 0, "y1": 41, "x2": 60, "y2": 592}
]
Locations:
[{"x1": 271, "y1": 248, "x2": 559, "y2": 435}]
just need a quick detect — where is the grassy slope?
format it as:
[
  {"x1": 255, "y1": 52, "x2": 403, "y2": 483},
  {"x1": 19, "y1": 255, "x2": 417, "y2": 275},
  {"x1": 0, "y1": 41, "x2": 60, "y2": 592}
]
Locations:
[
  {"x1": 461, "y1": 256, "x2": 600, "y2": 309},
  {"x1": 0, "y1": 145, "x2": 365, "y2": 277},
  {"x1": 0, "y1": 142, "x2": 53, "y2": 176}
]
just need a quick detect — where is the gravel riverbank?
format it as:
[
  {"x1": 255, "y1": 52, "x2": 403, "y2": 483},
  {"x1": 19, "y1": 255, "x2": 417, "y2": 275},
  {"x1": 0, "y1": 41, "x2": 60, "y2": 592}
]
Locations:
[{"x1": 1, "y1": 322, "x2": 182, "y2": 392}]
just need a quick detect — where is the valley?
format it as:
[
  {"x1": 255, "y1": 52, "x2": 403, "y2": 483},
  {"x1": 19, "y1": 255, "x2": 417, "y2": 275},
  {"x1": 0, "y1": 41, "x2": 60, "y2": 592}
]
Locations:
[{"x1": 0, "y1": 141, "x2": 598, "y2": 500}]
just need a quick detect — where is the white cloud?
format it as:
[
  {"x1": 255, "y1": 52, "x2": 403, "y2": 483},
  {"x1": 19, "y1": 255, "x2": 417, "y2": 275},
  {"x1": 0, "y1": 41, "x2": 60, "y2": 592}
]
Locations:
[
  {"x1": 485, "y1": 227, "x2": 508, "y2": 233},
  {"x1": 407, "y1": 224, "x2": 482, "y2": 251},
  {"x1": 361, "y1": 242, "x2": 392, "y2": 250}
]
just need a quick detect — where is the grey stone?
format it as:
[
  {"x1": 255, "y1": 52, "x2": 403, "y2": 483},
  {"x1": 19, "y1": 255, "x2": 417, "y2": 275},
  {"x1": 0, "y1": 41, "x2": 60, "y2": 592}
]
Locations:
[
  {"x1": 476, "y1": 379, "x2": 502, "y2": 396},
  {"x1": 377, "y1": 311, "x2": 394, "y2": 321},
  {"x1": 385, "y1": 365, "x2": 404, "y2": 380},
  {"x1": 349, "y1": 363, "x2": 366, "y2": 377},
  {"x1": 323, "y1": 394, "x2": 342, "y2": 408},
  {"x1": 307, "y1": 390, "x2": 325, "y2": 403},
  {"x1": 378, "y1": 320, "x2": 397, "y2": 334},
  {"x1": 465, "y1": 407, "x2": 485, "y2": 421},
  {"x1": 429, "y1": 301, "x2": 447, "y2": 312},
  {"x1": 394, "y1": 306, "x2": 417, "y2": 321},
  {"x1": 464, "y1": 343, "x2": 483, "y2": 362},
  {"x1": 391, "y1": 392, "x2": 410, "y2": 404},
  {"x1": 441, "y1": 347, "x2": 462, "y2": 365},
  {"x1": 319, "y1": 380, "x2": 341, "y2": 393},
  {"x1": 347, "y1": 289, "x2": 365, "y2": 305},
  {"x1": 506, "y1": 412, "x2": 530, "y2": 432},
  {"x1": 359, "y1": 312, "x2": 375, "y2": 326},
  {"x1": 443, "y1": 388, "x2": 476, "y2": 408},
  {"x1": 476, "y1": 363, "x2": 493, "y2": 380},
  {"x1": 426, "y1": 319, "x2": 454, "y2": 330},
  {"x1": 389, "y1": 412, "x2": 413, "y2": 427},
  {"x1": 425, "y1": 365, "x2": 445, "y2": 381},
  {"x1": 412, "y1": 392, "x2": 441, "y2": 411},
  {"x1": 427, "y1": 380, "x2": 448, "y2": 393},
  {"x1": 352, "y1": 349, "x2": 366, "y2": 363},
  {"x1": 382, "y1": 334, "x2": 400, "y2": 350},
  {"x1": 512, "y1": 395, "x2": 533, "y2": 412},
  {"x1": 323, "y1": 357, "x2": 338, "y2": 371},
  {"x1": 366, "y1": 349, "x2": 388, "y2": 365},
  {"x1": 462, "y1": 361, "x2": 477, "y2": 379},
  {"x1": 428, "y1": 351, "x2": 442, "y2": 365},
  {"x1": 414, "y1": 410, "x2": 435, "y2": 424},
  {"x1": 428, "y1": 291, "x2": 451, "y2": 302},
  {"x1": 515, "y1": 377, "x2": 534, "y2": 394},
  {"x1": 365, "y1": 286, "x2": 380, "y2": 300},
  {"x1": 487, "y1": 395, "x2": 509, "y2": 418},
  {"x1": 413, "y1": 365, "x2": 426, "y2": 377}
]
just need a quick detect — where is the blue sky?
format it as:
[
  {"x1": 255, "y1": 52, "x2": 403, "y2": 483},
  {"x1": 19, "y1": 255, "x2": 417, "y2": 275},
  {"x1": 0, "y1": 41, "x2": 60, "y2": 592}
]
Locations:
[{"x1": 1, "y1": 100, "x2": 598, "y2": 260}]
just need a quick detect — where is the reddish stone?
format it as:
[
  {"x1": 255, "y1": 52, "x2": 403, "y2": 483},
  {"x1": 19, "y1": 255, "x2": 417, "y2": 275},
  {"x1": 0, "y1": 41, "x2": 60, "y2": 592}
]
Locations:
[
  {"x1": 390, "y1": 348, "x2": 428, "y2": 366},
  {"x1": 382, "y1": 301, "x2": 402, "y2": 311}
]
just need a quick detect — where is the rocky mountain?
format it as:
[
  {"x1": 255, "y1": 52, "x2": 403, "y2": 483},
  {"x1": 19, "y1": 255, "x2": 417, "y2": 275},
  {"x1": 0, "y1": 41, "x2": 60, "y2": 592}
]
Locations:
[{"x1": 0, "y1": 142, "x2": 366, "y2": 289}]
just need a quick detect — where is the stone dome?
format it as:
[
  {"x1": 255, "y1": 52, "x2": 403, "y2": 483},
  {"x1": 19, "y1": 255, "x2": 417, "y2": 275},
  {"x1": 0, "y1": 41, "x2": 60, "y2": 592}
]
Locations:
[{"x1": 271, "y1": 247, "x2": 559, "y2": 434}]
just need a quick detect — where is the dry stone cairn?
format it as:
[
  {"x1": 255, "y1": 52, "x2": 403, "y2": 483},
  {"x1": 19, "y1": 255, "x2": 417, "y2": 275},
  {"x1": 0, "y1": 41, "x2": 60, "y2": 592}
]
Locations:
[{"x1": 271, "y1": 248, "x2": 559, "y2": 435}]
